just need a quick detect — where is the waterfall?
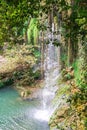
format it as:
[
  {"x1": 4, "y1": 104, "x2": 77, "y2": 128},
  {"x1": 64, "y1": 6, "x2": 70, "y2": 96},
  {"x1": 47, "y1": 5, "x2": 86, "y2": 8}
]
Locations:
[
  {"x1": 34, "y1": 19, "x2": 61, "y2": 122},
  {"x1": 34, "y1": 41, "x2": 60, "y2": 121},
  {"x1": 43, "y1": 42, "x2": 60, "y2": 108}
]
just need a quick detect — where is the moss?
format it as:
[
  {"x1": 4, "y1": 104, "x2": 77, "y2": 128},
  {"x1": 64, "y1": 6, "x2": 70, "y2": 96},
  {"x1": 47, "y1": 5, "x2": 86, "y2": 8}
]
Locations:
[
  {"x1": 52, "y1": 84, "x2": 69, "y2": 105},
  {"x1": 58, "y1": 85, "x2": 69, "y2": 96}
]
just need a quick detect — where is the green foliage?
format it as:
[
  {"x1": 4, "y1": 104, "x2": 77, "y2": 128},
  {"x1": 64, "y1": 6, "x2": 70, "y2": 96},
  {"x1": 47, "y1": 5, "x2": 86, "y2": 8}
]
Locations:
[
  {"x1": 0, "y1": 0, "x2": 40, "y2": 45},
  {"x1": 79, "y1": 40, "x2": 87, "y2": 89},
  {"x1": 62, "y1": 67, "x2": 74, "y2": 81},
  {"x1": 33, "y1": 70, "x2": 41, "y2": 80},
  {"x1": 14, "y1": 68, "x2": 35, "y2": 86},
  {"x1": 72, "y1": 38, "x2": 87, "y2": 89},
  {"x1": 0, "y1": 44, "x2": 39, "y2": 88},
  {"x1": 67, "y1": 82, "x2": 87, "y2": 130},
  {"x1": 0, "y1": 81, "x2": 4, "y2": 88},
  {"x1": 75, "y1": 18, "x2": 86, "y2": 26},
  {"x1": 72, "y1": 60, "x2": 81, "y2": 85},
  {"x1": 27, "y1": 18, "x2": 39, "y2": 45},
  {"x1": 13, "y1": 68, "x2": 41, "y2": 87},
  {"x1": 0, "y1": 78, "x2": 13, "y2": 88},
  {"x1": 61, "y1": 54, "x2": 67, "y2": 67},
  {"x1": 33, "y1": 48, "x2": 41, "y2": 59}
]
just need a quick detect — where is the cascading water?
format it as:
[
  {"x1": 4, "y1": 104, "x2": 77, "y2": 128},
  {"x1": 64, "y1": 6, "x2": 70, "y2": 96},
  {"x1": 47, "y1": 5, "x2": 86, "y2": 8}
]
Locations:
[
  {"x1": 34, "y1": 42, "x2": 60, "y2": 122},
  {"x1": 34, "y1": 20, "x2": 61, "y2": 122}
]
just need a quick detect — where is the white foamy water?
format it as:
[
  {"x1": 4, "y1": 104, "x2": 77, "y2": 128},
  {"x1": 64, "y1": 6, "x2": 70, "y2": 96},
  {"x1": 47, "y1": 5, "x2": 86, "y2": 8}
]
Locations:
[
  {"x1": 34, "y1": 42, "x2": 60, "y2": 122},
  {"x1": 34, "y1": 109, "x2": 50, "y2": 121}
]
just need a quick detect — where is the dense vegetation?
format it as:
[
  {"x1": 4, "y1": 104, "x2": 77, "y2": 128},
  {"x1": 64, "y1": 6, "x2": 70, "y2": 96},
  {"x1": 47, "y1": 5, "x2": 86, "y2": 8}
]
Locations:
[{"x1": 0, "y1": 0, "x2": 87, "y2": 129}]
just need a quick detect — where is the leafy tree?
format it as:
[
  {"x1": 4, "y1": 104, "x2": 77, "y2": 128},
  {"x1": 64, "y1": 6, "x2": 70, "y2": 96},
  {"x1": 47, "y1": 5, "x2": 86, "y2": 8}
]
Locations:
[{"x1": 0, "y1": 0, "x2": 41, "y2": 45}]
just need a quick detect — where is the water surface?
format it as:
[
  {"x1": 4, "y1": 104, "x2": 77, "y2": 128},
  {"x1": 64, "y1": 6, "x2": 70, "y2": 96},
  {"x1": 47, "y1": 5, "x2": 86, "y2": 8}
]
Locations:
[{"x1": 0, "y1": 87, "x2": 49, "y2": 130}]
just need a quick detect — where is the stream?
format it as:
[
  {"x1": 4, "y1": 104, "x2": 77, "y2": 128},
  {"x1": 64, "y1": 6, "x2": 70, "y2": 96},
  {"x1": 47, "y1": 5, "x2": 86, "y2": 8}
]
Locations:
[{"x1": 0, "y1": 43, "x2": 60, "y2": 130}]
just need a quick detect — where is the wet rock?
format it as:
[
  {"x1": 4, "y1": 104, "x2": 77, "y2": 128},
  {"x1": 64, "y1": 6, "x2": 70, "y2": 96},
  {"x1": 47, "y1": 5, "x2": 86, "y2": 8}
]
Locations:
[{"x1": 21, "y1": 91, "x2": 27, "y2": 98}]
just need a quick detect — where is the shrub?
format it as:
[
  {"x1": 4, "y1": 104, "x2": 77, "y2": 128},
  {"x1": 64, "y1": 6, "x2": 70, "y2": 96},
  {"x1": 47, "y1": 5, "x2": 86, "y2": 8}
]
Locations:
[{"x1": 0, "y1": 44, "x2": 40, "y2": 88}]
